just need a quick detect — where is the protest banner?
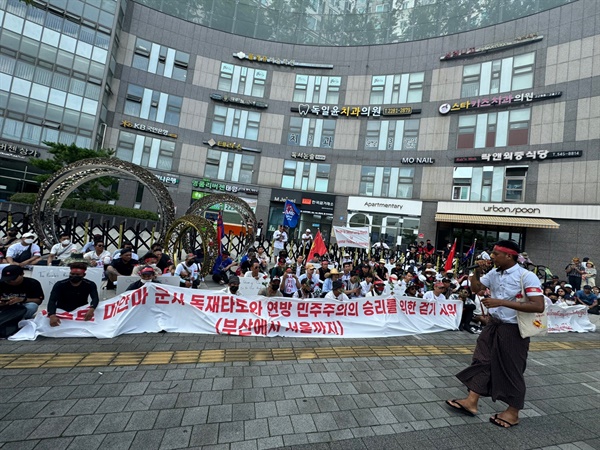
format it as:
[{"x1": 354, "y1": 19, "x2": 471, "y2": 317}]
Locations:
[
  {"x1": 238, "y1": 277, "x2": 269, "y2": 296},
  {"x1": 546, "y1": 304, "x2": 597, "y2": 333},
  {"x1": 333, "y1": 227, "x2": 370, "y2": 249},
  {"x1": 10, "y1": 284, "x2": 463, "y2": 340},
  {"x1": 31, "y1": 266, "x2": 103, "y2": 303},
  {"x1": 116, "y1": 275, "x2": 180, "y2": 295}
]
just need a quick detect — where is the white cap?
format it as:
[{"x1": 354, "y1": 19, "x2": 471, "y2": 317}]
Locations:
[
  {"x1": 306, "y1": 229, "x2": 311, "y2": 232},
  {"x1": 22, "y1": 232, "x2": 36, "y2": 239}
]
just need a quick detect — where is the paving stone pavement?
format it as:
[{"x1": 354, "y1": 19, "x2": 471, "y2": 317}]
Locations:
[{"x1": 0, "y1": 327, "x2": 598, "y2": 449}]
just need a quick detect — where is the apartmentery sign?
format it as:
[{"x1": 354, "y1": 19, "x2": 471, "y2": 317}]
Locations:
[{"x1": 347, "y1": 197, "x2": 423, "y2": 217}]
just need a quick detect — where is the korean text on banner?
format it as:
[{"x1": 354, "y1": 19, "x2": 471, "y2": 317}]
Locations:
[{"x1": 333, "y1": 227, "x2": 370, "y2": 248}]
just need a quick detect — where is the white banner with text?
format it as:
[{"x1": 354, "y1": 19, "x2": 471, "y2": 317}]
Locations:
[{"x1": 333, "y1": 227, "x2": 370, "y2": 248}]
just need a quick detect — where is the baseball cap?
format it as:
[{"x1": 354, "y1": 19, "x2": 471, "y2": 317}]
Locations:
[
  {"x1": 306, "y1": 229, "x2": 311, "y2": 232},
  {"x1": 228, "y1": 276, "x2": 240, "y2": 285},
  {"x1": 1, "y1": 265, "x2": 24, "y2": 282},
  {"x1": 583, "y1": 285, "x2": 592, "y2": 290},
  {"x1": 305, "y1": 263, "x2": 315, "y2": 269},
  {"x1": 564, "y1": 284, "x2": 573, "y2": 288},
  {"x1": 22, "y1": 232, "x2": 36, "y2": 239},
  {"x1": 271, "y1": 277, "x2": 280, "y2": 283},
  {"x1": 140, "y1": 266, "x2": 155, "y2": 275}
]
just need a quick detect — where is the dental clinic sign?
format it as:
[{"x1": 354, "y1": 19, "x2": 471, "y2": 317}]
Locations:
[{"x1": 437, "y1": 202, "x2": 600, "y2": 221}]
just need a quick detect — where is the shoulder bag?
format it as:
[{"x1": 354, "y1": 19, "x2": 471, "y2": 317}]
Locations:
[{"x1": 516, "y1": 271, "x2": 548, "y2": 338}]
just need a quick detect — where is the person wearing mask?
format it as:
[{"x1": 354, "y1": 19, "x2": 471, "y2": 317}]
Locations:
[
  {"x1": 0, "y1": 265, "x2": 44, "y2": 320},
  {"x1": 126, "y1": 265, "x2": 162, "y2": 291},
  {"x1": 175, "y1": 254, "x2": 201, "y2": 288},
  {"x1": 325, "y1": 280, "x2": 349, "y2": 301},
  {"x1": 221, "y1": 276, "x2": 240, "y2": 295},
  {"x1": 366, "y1": 280, "x2": 386, "y2": 297},
  {"x1": 47, "y1": 232, "x2": 79, "y2": 266},
  {"x1": 6, "y1": 232, "x2": 41, "y2": 268},
  {"x1": 258, "y1": 277, "x2": 281, "y2": 297},
  {"x1": 105, "y1": 248, "x2": 138, "y2": 289},
  {"x1": 84, "y1": 241, "x2": 112, "y2": 269},
  {"x1": 293, "y1": 278, "x2": 315, "y2": 299},
  {"x1": 132, "y1": 253, "x2": 162, "y2": 277},
  {"x1": 0, "y1": 227, "x2": 20, "y2": 263},
  {"x1": 48, "y1": 263, "x2": 99, "y2": 326}
]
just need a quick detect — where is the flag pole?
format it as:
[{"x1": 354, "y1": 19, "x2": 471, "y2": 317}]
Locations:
[{"x1": 470, "y1": 238, "x2": 477, "y2": 266}]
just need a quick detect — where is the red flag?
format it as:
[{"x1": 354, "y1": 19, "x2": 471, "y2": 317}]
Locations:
[
  {"x1": 444, "y1": 238, "x2": 457, "y2": 272},
  {"x1": 307, "y1": 230, "x2": 327, "y2": 262}
]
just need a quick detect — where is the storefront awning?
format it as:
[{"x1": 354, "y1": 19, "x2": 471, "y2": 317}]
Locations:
[{"x1": 435, "y1": 213, "x2": 560, "y2": 229}]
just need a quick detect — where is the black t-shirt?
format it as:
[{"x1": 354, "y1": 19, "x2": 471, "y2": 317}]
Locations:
[
  {"x1": 110, "y1": 258, "x2": 138, "y2": 276},
  {"x1": 0, "y1": 278, "x2": 44, "y2": 308},
  {"x1": 126, "y1": 279, "x2": 161, "y2": 292},
  {"x1": 47, "y1": 278, "x2": 99, "y2": 315},
  {"x1": 157, "y1": 254, "x2": 172, "y2": 272}
]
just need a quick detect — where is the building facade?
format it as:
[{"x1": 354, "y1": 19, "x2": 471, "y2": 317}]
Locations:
[{"x1": 1, "y1": 0, "x2": 598, "y2": 273}]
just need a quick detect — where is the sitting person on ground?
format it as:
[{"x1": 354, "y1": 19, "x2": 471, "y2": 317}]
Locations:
[
  {"x1": 451, "y1": 287, "x2": 479, "y2": 333},
  {"x1": 244, "y1": 260, "x2": 267, "y2": 281},
  {"x1": 290, "y1": 254, "x2": 305, "y2": 278},
  {"x1": 112, "y1": 241, "x2": 139, "y2": 261},
  {"x1": 221, "y1": 276, "x2": 240, "y2": 295},
  {"x1": 404, "y1": 283, "x2": 419, "y2": 298},
  {"x1": 126, "y1": 265, "x2": 162, "y2": 291},
  {"x1": 48, "y1": 263, "x2": 99, "y2": 326},
  {"x1": 423, "y1": 282, "x2": 447, "y2": 302},
  {"x1": 239, "y1": 248, "x2": 257, "y2": 275},
  {"x1": 256, "y1": 246, "x2": 269, "y2": 271},
  {"x1": 0, "y1": 227, "x2": 20, "y2": 263},
  {"x1": 293, "y1": 278, "x2": 315, "y2": 299},
  {"x1": 258, "y1": 277, "x2": 281, "y2": 297},
  {"x1": 562, "y1": 284, "x2": 575, "y2": 301},
  {"x1": 366, "y1": 280, "x2": 386, "y2": 297},
  {"x1": 175, "y1": 254, "x2": 201, "y2": 288},
  {"x1": 269, "y1": 257, "x2": 286, "y2": 279},
  {"x1": 132, "y1": 252, "x2": 162, "y2": 277},
  {"x1": 84, "y1": 240, "x2": 111, "y2": 268},
  {"x1": 0, "y1": 265, "x2": 44, "y2": 320},
  {"x1": 318, "y1": 259, "x2": 331, "y2": 281},
  {"x1": 81, "y1": 234, "x2": 104, "y2": 253},
  {"x1": 47, "y1": 232, "x2": 79, "y2": 266},
  {"x1": 321, "y1": 268, "x2": 341, "y2": 298},
  {"x1": 151, "y1": 244, "x2": 172, "y2": 273},
  {"x1": 6, "y1": 232, "x2": 41, "y2": 268},
  {"x1": 281, "y1": 266, "x2": 301, "y2": 297},
  {"x1": 212, "y1": 251, "x2": 234, "y2": 285},
  {"x1": 105, "y1": 248, "x2": 138, "y2": 289},
  {"x1": 325, "y1": 280, "x2": 349, "y2": 301},
  {"x1": 574, "y1": 285, "x2": 598, "y2": 311},
  {"x1": 359, "y1": 274, "x2": 375, "y2": 297},
  {"x1": 374, "y1": 259, "x2": 389, "y2": 281}
]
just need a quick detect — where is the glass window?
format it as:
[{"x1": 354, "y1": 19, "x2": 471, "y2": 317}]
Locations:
[
  {"x1": 293, "y1": 75, "x2": 341, "y2": 103},
  {"x1": 504, "y1": 167, "x2": 528, "y2": 202},
  {"x1": 370, "y1": 72, "x2": 424, "y2": 104},
  {"x1": 462, "y1": 52, "x2": 535, "y2": 97},
  {"x1": 359, "y1": 166, "x2": 414, "y2": 198},
  {"x1": 457, "y1": 115, "x2": 476, "y2": 149},
  {"x1": 364, "y1": 119, "x2": 419, "y2": 150},
  {"x1": 281, "y1": 161, "x2": 330, "y2": 192}
]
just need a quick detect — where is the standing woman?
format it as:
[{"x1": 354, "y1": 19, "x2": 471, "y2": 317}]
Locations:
[
  {"x1": 445, "y1": 240, "x2": 544, "y2": 429},
  {"x1": 583, "y1": 261, "x2": 596, "y2": 287}
]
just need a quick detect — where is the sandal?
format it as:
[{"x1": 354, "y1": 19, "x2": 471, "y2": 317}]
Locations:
[
  {"x1": 489, "y1": 414, "x2": 519, "y2": 428},
  {"x1": 445, "y1": 399, "x2": 476, "y2": 417}
]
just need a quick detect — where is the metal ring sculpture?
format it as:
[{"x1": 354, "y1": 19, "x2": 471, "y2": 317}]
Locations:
[
  {"x1": 32, "y1": 158, "x2": 176, "y2": 247},
  {"x1": 164, "y1": 215, "x2": 217, "y2": 277},
  {"x1": 185, "y1": 193, "x2": 257, "y2": 257}
]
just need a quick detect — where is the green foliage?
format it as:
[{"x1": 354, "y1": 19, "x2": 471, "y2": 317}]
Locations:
[
  {"x1": 9, "y1": 193, "x2": 159, "y2": 221},
  {"x1": 29, "y1": 142, "x2": 119, "y2": 202}
]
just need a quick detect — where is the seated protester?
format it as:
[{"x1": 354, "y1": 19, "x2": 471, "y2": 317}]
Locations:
[
  {"x1": 152, "y1": 245, "x2": 173, "y2": 273},
  {"x1": 290, "y1": 254, "x2": 305, "y2": 278},
  {"x1": 293, "y1": 278, "x2": 315, "y2": 299},
  {"x1": 6, "y1": 232, "x2": 42, "y2": 268},
  {"x1": 126, "y1": 265, "x2": 162, "y2": 291},
  {"x1": 48, "y1": 263, "x2": 99, "y2": 326},
  {"x1": 281, "y1": 267, "x2": 301, "y2": 298},
  {"x1": 391, "y1": 262, "x2": 404, "y2": 279},
  {"x1": 81, "y1": 234, "x2": 104, "y2": 254},
  {"x1": 341, "y1": 253, "x2": 353, "y2": 265},
  {"x1": 547, "y1": 292, "x2": 559, "y2": 304},
  {"x1": 374, "y1": 259, "x2": 389, "y2": 281},
  {"x1": 355, "y1": 263, "x2": 374, "y2": 281},
  {"x1": 345, "y1": 274, "x2": 362, "y2": 298},
  {"x1": 308, "y1": 253, "x2": 321, "y2": 264},
  {"x1": 299, "y1": 263, "x2": 321, "y2": 289},
  {"x1": 325, "y1": 280, "x2": 349, "y2": 301},
  {"x1": 562, "y1": 284, "x2": 575, "y2": 300},
  {"x1": 0, "y1": 227, "x2": 20, "y2": 263},
  {"x1": 321, "y1": 268, "x2": 341, "y2": 298},
  {"x1": 554, "y1": 287, "x2": 575, "y2": 306},
  {"x1": 0, "y1": 265, "x2": 44, "y2": 319},
  {"x1": 543, "y1": 275, "x2": 561, "y2": 291},
  {"x1": 239, "y1": 248, "x2": 257, "y2": 275},
  {"x1": 84, "y1": 241, "x2": 112, "y2": 269},
  {"x1": 175, "y1": 254, "x2": 201, "y2": 288},
  {"x1": 132, "y1": 252, "x2": 162, "y2": 277},
  {"x1": 221, "y1": 276, "x2": 240, "y2": 295},
  {"x1": 105, "y1": 248, "x2": 138, "y2": 289},
  {"x1": 211, "y1": 250, "x2": 233, "y2": 285},
  {"x1": 112, "y1": 242, "x2": 139, "y2": 261},
  {"x1": 420, "y1": 269, "x2": 437, "y2": 292},
  {"x1": 244, "y1": 260, "x2": 267, "y2": 281},
  {"x1": 574, "y1": 285, "x2": 598, "y2": 312},
  {"x1": 423, "y1": 282, "x2": 446, "y2": 302},
  {"x1": 258, "y1": 277, "x2": 281, "y2": 297},
  {"x1": 318, "y1": 259, "x2": 331, "y2": 281},
  {"x1": 47, "y1": 232, "x2": 79, "y2": 266},
  {"x1": 404, "y1": 282, "x2": 419, "y2": 298},
  {"x1": 451, "y1": 287, "x2": 478, "y2": 333},
  {"x1": 366, "y1": 280, "x2": 386, "y2": 297},
  {"x1": 256, "y1": 246, "x2": 269, "y2": 271},
  {"x1": 269, "y1": 257, "x2": 287, "y2": 279},
  {"x1": 442, "y1": 276, "x2": 459, "y2": 298},
  {"x1": 404, "y1": 259, "x2": 418, "y2": 274},
  {"x1": 359, "y1": 274, "x2": 375, "y2": 297}
]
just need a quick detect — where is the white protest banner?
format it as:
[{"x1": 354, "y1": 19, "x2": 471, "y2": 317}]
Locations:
[
  {"x1": 10, "y1": 284, "x2": 463, "y2": 340},
  {"x1": 546, "y1": 304, "x2": 597, "y2": 333},
  {"x1": 333, "y1": 227, "x2": 370, "y2": 249},
  {"x1": 31, "y1": 266, "x2": 103, "y2": 304},
  {"x1": 116, "y1": 275, "x2": 180, "y2": 295}
]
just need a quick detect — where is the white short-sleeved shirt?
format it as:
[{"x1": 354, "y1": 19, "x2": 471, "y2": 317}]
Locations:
[
  {"x1": 480, "y1": 264, "x2": 542, "y2": 324},
  {"x1": 7, "y1": 242, "x2": 41, "y2": 259},
  {"x1": 50, "y1": 242, "x2": 79, "y2": 259},
  {"x1": 423, "y1": 291, "x2": 445, "y2": 302}
]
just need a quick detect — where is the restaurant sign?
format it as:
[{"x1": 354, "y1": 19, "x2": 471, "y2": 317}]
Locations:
[{"x1": 454, "y1": 150, "x2": 582, "y2": 164}]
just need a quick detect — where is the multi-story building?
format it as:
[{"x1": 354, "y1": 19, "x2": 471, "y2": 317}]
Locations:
[{"x1": 1, "y1": 0, "x2": 598, "y2": 272}]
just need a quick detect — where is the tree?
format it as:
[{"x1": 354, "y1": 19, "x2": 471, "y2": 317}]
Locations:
[{"x1": 29, "y1": 142, "x2": 119, "y2": 202}]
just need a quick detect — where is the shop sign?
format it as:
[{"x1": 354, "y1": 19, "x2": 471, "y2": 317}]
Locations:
[
  {"x1": 437, "y1": 201, "x2": 600, "y2": 220},
  {"x1": 291, "y1": 152, "x2": 326, "y2": 161},
  {"x1": 454, "y1": 150, "x2": 582, "y2": 164},
  {"x1": 204, "y1": 138, "x2": 261, "y2": 153},
  {"x1": 120, "y1": 120, "x2": 178, "y2": 139},
  {"x1": 291, "y1": 104, "x2": 420, "y2": 118},
  {"x1": 192, "y1": 191, "x2": 257, "y2": 211},
  {"x1": 347, "y1": 196, "x2": 423, "y2": 216},
  {"x1": 438, "y1": 91, "x2": 562, "y2": 115},
  {"x1": 0, "y1": 142, "x2": 40, "y2": 159},
  {"x1": 192, "y1": 178, "x2": 259, "y2": 195},
  {"x1": 210, "y1": 93, "x2": 268, "y2": 109},
  {"x1": 233, "y1": 51, "x2": 333, "y2": 69},
  {"x1": 155, "y1": 174, "x2": 179, "y2": 185},
  {"x1": 271, "y1": 189, "x2": 335, "y2": 214},
  {"x1": 440, "y1": 34, "x2": 543, "y2": 61},
  {"x1": 401, "y1": 157, "x2": 435, "y2": 164}
]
